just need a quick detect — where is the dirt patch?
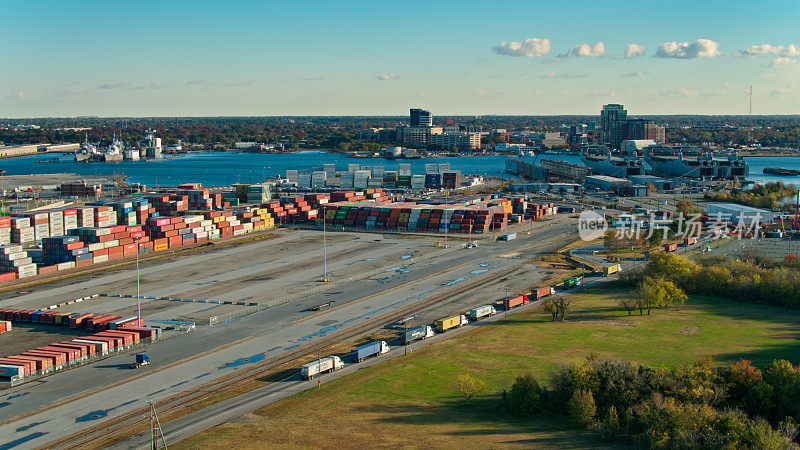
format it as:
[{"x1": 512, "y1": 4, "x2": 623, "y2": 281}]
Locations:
[
  {"x1": 574, "y1": 320, "x2": 633, "y2": 327},
  {"x1": 678, "y1": 326, "x2": 700, "y2": 335}
]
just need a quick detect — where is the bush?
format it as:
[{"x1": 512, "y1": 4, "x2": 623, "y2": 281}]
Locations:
[
  {"x1": 507, "y1": 374, "x2": 544, "y2": 416},
  {"x1": 567, "y1": 389, "x2": 597, "y2": 428}
]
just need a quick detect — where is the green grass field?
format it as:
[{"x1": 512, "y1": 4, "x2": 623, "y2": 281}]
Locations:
[{"x1": 175, "y1": 286, "x2": 800, "y2": 449}]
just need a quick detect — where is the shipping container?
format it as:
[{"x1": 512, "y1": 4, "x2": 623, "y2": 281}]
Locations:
[
  {"x1": 0, "y1": 363, "x2": 25, "y2": 379},
  {"x1": 300, "y1": 355, "x2": 344, "y2": 379},
  {"x1": 0, "y1": 358, "x2": 33, "y2": 376},
  {"x1": 502, "y1": 296, "x2": 525, "y2": 310},
  {"x1": 350, "y1": 340, "x2": 390, "y2": 362},
  {"x1": 468, "y1": 305, "x2": 496, "y2": 321},
  {"x1": 400, "y1": 325, "x2": 434, "y2": 345},
  {"x1": 72, "y1": 339, "x2": 109, "y2": 355},
  {"x1": 602, "y1": 264, "x2": 621, "y2": 277},
  {"x1": 435, "y1": 314, "x2": 468, "y2": 332},
  {"x1": 532, "y1": 286, "x2": 553, "y2": 300}
]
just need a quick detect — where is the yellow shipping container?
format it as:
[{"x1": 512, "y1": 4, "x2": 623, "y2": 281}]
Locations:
[{"x1": 435, "y1": 315, "x2": 461, "y2": 332}]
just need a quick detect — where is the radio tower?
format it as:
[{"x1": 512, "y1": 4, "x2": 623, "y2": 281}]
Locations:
[{"x1": 747, "y1": 85, "x2": 753, "y2": 143}]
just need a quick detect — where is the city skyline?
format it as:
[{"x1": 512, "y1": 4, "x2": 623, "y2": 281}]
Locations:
[{"x1": 1, "y1": 0, "x2": 799, "y2": 117}]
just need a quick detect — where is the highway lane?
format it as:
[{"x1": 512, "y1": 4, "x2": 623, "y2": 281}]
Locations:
[{"x1": 0, "y1": 218, "x2": 576, "y2": 449}]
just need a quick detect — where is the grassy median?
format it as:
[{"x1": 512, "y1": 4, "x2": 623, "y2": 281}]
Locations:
[{"x1": 175, "y1": 286, "x2": 800, "y2": 449}]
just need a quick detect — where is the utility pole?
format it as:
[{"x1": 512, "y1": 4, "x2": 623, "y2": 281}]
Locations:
[{"x1": 148, "y1": 401, "x2": 167, "y2": 449}]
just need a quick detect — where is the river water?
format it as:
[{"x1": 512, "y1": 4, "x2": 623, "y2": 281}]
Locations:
[{"x1": 3, "y1": 151, "x2": 800, "y2": 187}]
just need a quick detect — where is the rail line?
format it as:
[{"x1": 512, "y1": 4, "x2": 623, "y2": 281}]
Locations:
[{"x1": 40, "y1": 231, "x2": 578, "y2": 449}]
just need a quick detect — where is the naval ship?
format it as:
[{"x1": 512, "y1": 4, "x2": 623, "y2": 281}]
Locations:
[
  {"x1": 643, "y1": 145, "x2": 748, "y2": 180},
  {"x1": 579, "y1": 144, "x2": 645, "y2": 177}
]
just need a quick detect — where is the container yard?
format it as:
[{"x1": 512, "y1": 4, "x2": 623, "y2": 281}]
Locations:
[{"x1": 0, "y1": 180, "x2": 554, "y2": 287}]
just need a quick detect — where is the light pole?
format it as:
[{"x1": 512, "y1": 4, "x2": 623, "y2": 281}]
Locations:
[
  {"x1": 322, "y1": 212, "x2": 328, "y2": 282},
  {"x1": 135, "y1": 237, "x2": 142, "y2": 326}
]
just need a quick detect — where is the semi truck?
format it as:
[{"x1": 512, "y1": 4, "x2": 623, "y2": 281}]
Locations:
[
  {"x1": 468, "y1": 305, "x2": 497, "y2": 321},
  {"x1": 350, "y1": 341, "x2": 390, "y2": 363},
  {"x1": 300, "y1": 355, "x2": 344, "y2": 379},
  {"x1": 602, "y1": 264, "x2": 621, "y2": 277},
  {"x1": 563, "y1": 276, "x2": 581, "y2": 290},
  {"x1": 400, "y1": 325, "x2": 435, "y2": 345},
  {"x1": 130, "y1": 353, "x2": 151, "y2": 369},
  {"x1": 435, "y1": 314, "x2": 468, "y2": 332},
  {"x1": 498, "y1": 233, "x2": 517, "y2": 241}
]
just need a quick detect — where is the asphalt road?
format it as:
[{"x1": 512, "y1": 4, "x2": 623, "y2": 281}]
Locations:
[{"x1": 0, "y1": 217, "x2": 577, "y2": 449}]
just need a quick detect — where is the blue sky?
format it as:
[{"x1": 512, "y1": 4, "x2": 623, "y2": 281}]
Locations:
[{"x1": 1, "y1": 0, "x2": 798, "y2": 117}]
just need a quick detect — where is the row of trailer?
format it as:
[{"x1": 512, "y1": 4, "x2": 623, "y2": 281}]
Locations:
[
  {"x1": 0, "y1": 308, "x2": 140, "y2": 331},
  {"x1": 299, "y1": 284, "x2": 557, "y2": 380},
  {"x1": 0, "y1": 317, "x2": 161, "y2": 382}
]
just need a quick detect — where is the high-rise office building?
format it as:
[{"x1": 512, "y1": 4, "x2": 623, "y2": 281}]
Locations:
[
  {"x1": 610, "y1": 119, "x2": 666, "y2": 149},
  {"x1": 600, "y1": 104, "x2": 627, "y2": 144},
  {"x1": 410, "y1": 108, "x2": 433, "y2": 127}
]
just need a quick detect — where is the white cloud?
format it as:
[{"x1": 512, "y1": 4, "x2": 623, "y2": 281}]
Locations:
[
  {"x1": 542, "y1": 72, "x2": 586, "y2": 79},
  {"x1": 376, "y1": 73, "x2": 402, "y2": 81},
  {"x1": 738, "y1": 44, "x2": 800, "y2": 58},
  {"x1": 572, "y1": 42, "x2": 605, "y2": 57},
  {"x1": 581, "y1": 89, "x2": 616, "y2": 97},
  {"x1": 622, "y1": 71, "x2": 648, "y2": 78},
  {"x1": 655, "y1": 39, "x2": 721, "y2": 58},
  {"x1": 293, "y1": 76, "x2": 326, "y2": 82},
  {"x1": 768, "y1": 57, "x2": 798, "y2": 67},
  {"x1": 658, "y1": 88, "x2": 699, "y2": 98},
  {"x1": 492, "y1": 38, "x2": 551, "y2": 57},
  {"x1": 625, "y1": 44, "x2": 645, "y2": 59}
]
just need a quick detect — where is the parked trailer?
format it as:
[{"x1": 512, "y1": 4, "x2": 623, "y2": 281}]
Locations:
[
  {"x1": 468, "y1": 305, "x2": 497, "y2": 321},
  {"x1": 300, "y1": 355, "x2": 344, "y2": 379},
  {"x1": 72, "y1": 339, "x2": 109, "y2": 355},
  {"x1": 350, "y1": 341, "x2": 390, "y2": 363},
  {"x1": 0, "y1": 364, "x2": 25, "y2": 379},
  {"x1": 602, "y1": 264, "x2": 621, "y2": 277},
  {"x1": 664, "y1": 243, "x2": 678, "y2": 252},
  {"x1": 435, "y1": 314, "x2": 468, "y2": 332},
  {"x1": 0, "y1": 358, "x2": 35, "y2": 376},
  {"x1": 400, "y1": 325, "x2": 435, "y2": 345}
]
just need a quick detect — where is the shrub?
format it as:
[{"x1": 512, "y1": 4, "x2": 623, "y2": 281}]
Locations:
[
  {"x1": 567, "y1": 389, "x2": 597, "y2": 428},
  {"x1": 507, "y1": 373, "x2": 544, "y2": 416}
]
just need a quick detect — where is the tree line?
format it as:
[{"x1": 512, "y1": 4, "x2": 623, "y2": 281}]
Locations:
[{"x1": 501, "y1": 356, "x2": 800, "y2": 448}]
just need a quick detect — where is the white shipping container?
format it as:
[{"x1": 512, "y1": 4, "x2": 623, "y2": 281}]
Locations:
[{"x1": 301, "y1": 356, "x2": 344, "y2": 380}]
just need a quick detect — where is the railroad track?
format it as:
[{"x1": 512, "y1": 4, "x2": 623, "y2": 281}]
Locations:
[
  {"x1": 41, "y1": 231, "x2": 579, "y2": 449},
  {"x1": 40, "y1": 262, "x2": 528, "y2": 449}
]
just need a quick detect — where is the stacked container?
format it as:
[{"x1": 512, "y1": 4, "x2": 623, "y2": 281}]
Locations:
[
  {"x1": 11, "y1": 217, "x2": 33, "y2": 244},
  {"x1": 0, "y1": 244, "x2": 36, "y2": 279}
]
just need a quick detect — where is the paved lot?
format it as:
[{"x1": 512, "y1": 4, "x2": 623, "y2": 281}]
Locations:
[{"x1": 0, "y1": 216, "x2": 577, "y2": 449}]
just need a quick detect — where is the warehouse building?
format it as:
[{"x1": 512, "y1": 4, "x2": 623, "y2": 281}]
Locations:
[
  {"x1": 585, "y1": 175, "x2": 631, "y2": 191},
  {"x1": 628, "y1": 175, "x2": 674, "y2": 192},
  {"x1": 705, "y1": 203, "x2": 775, "y2": 225}
]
